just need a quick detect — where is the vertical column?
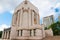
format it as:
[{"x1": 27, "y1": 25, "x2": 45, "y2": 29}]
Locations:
[
  {"x1": 16, "y1": 12, "x2": 19, "y2": 26},
  {"x1": 31, "y1": 30, "x2": 34, "y2": 36},
  {"x1": 20, "y1": 9, "x2": 23, "y2": 27},
  {"x1": 18, "y1": 11, "x2": 20, "y2": 26},
  {"x1": 16, "y1": 12, "x2": 18, "y2": 26},
  {"x1": 38, "y1": 15, "x2": 40, "y2": 24},
  {"x1": 19, "y1": 30, "x2": 21, "y2": 36},
  {"x1": 23, "y1": 30, "x2": 26, "y2": 36},
  {"x1": 15, "y1": 13, "x2": 18, "y2": 26},
  {"x1": 14, "y1": 13, "x2": 17, "y2": 26},
  {"x1": 31, "y1": 10, "x2": 32, "y2": 26},
  {"x1": 4, "y1": 31, "x2": 7, "y2": 39},
  {"x1": 28, "y1": 9, "x2": 29, "y2": 27},
  {"x1": 7, "y1": 31, "x2": 9, "y2": 39},
  {"x1": 4, "y1": 31, "x2": 5, "y2": 39},
  {"x1": 29, "y1": 9, "x2": 31, "y2": 26}
]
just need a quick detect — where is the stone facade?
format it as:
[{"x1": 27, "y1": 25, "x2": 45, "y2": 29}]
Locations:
[
  {"x1": 43, "y1": 15, "x2": 54, "y2": 27},
  {"x1": 2, "y1": 28, "x2": 11, "y2": 39},
  {"x1": 45, "y1": 28, "x2": 53, "y2": 37},
  {"x1": 2, "y1": 0, "x2": 53, "y2": 40}
]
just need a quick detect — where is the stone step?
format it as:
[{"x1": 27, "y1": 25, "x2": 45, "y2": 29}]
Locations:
[{"x1": 42, "y1": 36, "x2": 60, "y2": 40}]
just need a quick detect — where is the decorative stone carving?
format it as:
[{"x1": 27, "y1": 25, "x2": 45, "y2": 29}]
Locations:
[{"x1": 23, "y1": 9, "x2": 29, "y2": 13}]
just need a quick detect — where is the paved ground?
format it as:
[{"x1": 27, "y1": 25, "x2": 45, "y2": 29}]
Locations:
[
  {"x1": 0, "y1": 39, "x2": 2, "y2": 40},
  {"x1": 43, "y1": 36, "x2": 60, "y2": 40}
]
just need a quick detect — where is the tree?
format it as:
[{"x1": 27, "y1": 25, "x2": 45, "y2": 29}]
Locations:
[
  {"x1": 0, "y1": 31, "x2": 2, "y2": 38},
  {"x1": 48, "y1": 21, "x2": 60, "y2": 36}
]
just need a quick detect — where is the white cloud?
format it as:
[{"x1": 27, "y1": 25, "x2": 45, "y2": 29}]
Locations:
[
  {"x1": 30, "y1": 0, "x2": 54, "y2": 18},
  {"x1": 0, "y1": 0, "x2": 23, "y2": 14},
  {"x1": 0, "y1": 24, "x2": 10, "y2": 31},
  {"x1": 10, "y1": 10, "x2": 14, "y2": 14},
  {"x1": 55, "y1": 3, "x2": 60, "y2": 8},
  {"x1": 0, "y1": 5, "x2": 4, "y2": 13},
  {"x1": 0, "y1": 0, "x2": 60, "y2": 18}
]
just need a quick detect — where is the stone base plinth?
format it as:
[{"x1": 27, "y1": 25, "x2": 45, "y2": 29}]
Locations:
[
  {"x1": 2, "y1": 36, "x2": 43, "y2": 40},
  {"x1": 11, "y1": 39, "x2": 42, "y2": 40}
]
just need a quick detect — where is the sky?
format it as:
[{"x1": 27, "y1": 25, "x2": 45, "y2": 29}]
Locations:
[{"x1": 0, "y1": 0, "x2": 60, "y2": 31}]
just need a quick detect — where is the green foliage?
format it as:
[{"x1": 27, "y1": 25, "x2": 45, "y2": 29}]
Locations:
[
  {"x1": 48, "y1": 21, "x2": 60, "y2": 36},
  {"x1": 0, "y1": 31, "x2": 2, "y2": 38}
]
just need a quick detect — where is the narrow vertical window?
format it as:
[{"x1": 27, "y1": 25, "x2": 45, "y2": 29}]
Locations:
[
  {"x1": 17, "y1": 30, "x2": 19, "y2": 36},
  {"x1": 8, "y1": 31, "x2": 10, "y2": 39},
  {"x1": 34, "y1": 13, "x2": 37, "y2": 24},
  {"x1": 30, "y1": 30, "x2": 32, "y2": 36},
  {"x1": 34, "y1": 29, "x2": 36, "y2": 36},
  {"x1": 21, "y1": 30, "x2": 23, "y2": 36},
  {"x1": 34, "y1": 18, "x2": 37, "y2": 24}
]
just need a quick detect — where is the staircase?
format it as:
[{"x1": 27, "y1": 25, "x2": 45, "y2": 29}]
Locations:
[{"x1": 42, "y1": 36, "x2": 60, "y2": 40}]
